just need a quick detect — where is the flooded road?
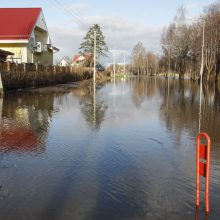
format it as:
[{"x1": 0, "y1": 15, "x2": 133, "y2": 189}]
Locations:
[{"x1": 0, "y1": 77, "x2": 220, "y2": 220}]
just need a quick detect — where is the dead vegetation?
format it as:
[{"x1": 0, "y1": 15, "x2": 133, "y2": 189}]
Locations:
[{"x1": 0, "y1": 62, "x2": 93, "y2": 91}]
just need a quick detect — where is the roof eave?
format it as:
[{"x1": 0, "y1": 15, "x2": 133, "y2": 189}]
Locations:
[
  {"x1": 0, "y1": 39, "x2": 29, "y2": 43},
  {"x1": 48, "y1": 45, "x2": 59, "y2": 52}
]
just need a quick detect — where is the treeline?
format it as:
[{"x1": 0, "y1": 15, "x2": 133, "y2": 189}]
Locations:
[
  {"x1": 130, "y1": 1, "x2": 220, "y2": 83},
  {"x1": 130, "y1": 42, "x2": 159, "y2": 77}
]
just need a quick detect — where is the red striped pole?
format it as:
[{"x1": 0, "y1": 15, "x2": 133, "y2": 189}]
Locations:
[{"x1": 196, "y1": 133, "x2": 211, "y2": 214}]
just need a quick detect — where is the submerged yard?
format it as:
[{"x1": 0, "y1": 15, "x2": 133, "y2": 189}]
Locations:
[{"x1": 0, "y1": 77, "x2": 220, "y2": 220}]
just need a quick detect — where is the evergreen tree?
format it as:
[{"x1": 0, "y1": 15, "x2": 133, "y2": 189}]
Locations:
[{"x1": 79, "y1": 24, "x2": 108, "y2": 66}]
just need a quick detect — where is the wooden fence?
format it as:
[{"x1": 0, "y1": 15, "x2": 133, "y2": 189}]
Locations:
[{"x1": 0, "y1": 62, "x2": 93, "y2": 91}]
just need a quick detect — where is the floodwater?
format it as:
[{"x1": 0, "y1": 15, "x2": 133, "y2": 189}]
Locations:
[{"x1": 0, "y1": 77, "x2": 220, "y2": 220}]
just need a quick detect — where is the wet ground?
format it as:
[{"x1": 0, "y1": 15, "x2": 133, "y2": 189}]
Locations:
[{"x1": 0, "y1": 77, "x2": 219, "y2": 220}]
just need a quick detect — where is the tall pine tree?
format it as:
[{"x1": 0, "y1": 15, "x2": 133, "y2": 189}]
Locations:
[{"x1": 79, "y1": 24, "x2": 108, "y2": 66}]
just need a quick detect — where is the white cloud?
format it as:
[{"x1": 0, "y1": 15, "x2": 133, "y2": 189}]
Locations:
[{"x1": 50, "y1": 15, "x2": 163, "y2": 63}]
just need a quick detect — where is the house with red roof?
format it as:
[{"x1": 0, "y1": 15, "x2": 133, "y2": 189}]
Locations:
[
  {"x1": 71, "y1": 54, "x2": 92, "y2": 67},
  {"x1": 0, "y1": 8, "x2": 59, "y2": 65}
]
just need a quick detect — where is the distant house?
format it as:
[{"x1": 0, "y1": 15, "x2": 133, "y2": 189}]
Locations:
[
  {"x1": 71, "y1": 54, "x2": 91, "y2": 67},
  {"x1": 59, "y1": 57, "x2": 71, "y2": 67},
  {"x1": 0, "y1": 8, "x2": 59, "y2": 65}
]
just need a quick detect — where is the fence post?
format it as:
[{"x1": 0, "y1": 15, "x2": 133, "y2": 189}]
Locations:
[
  {"x1": 23, "y1": 63, "x2": 26, "y2": 73},
  {"x1": 7, "y1": 61, "x2": 10, "y2": 72},
  {"x1": 35, "y1": 63, "x2": 38, "y2": 73},
  {"x1": 0, "y1": 63, "x2": 3, "y2": 95}
]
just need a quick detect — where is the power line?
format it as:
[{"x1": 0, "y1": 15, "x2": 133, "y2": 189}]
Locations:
[
  {"x1": 51, "y1": 0, "x2": 85, "y2": 26},
  {"x1": 47, "y1": 1, "x2": 79, "y2": 24},
  {"x1": 54, "y1": 0, "x2": 84, "y2": 24},
  {"x1": 61, "y1": 1, "x2": 85, "y2": 19},
  {"x1": 58, "y1": 0, "x2": 83, "y2": 19}
]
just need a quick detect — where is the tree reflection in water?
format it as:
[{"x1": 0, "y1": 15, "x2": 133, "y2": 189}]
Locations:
[
  {"x1": 129, "y1": 77, "x2": 220, "y2": 145},
  {"x1": 72, "y1": 81, "x2": 108, "y2": 131},
  {"x1": 158, "y1": 78, "x2": 220, "y2": 144},
  {"x1": 130, "y1": 76, "x2": 157, "y2": 108}
]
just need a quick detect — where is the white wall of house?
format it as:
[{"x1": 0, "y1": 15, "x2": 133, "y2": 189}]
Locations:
[
  {"x1": 0, "y1": 43, "x2": 28, "y2": 63},
  {"x1": 60, "y1": 59, "x2": 69, "y2": 67}
]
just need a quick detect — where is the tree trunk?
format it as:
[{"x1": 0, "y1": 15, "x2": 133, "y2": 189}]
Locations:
[{"x1": 207, "y1": 69, "x2": 213, "y2": 82}]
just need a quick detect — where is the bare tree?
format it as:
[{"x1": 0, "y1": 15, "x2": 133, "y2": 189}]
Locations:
[
  {"x1": 159, "y1": 3, "x2": 220, "y2": 83},
  {"x1": 131, "y1": 42, "x2": 146, "y2": 76}
]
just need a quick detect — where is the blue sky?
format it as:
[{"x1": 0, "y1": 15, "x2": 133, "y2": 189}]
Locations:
[{"x1": 1, "y1": 0, "x2": 217, "y2": 62}]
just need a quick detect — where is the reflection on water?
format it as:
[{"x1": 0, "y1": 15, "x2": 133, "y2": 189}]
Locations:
[
  {"x1": 0, "y1": 78, "x2": 220, "y2": 220},
  {"x1": 0, "y1": 90, "x2": 56, "y2": 155},
  {"x1": 78, "y1": 82, "x2": 108, "y2": 130},
  {"x1": 195, "y1": 208, "x2": 209, "y2": 220}
]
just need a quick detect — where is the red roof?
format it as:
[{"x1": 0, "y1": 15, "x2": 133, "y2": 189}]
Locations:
[
  {"x1": 73, "y1": 55, "x2": 81, "y2": 62},
  {"x1": 0, "y1": 8, "x2": 41, "y2": 40},
  {"x1": 72, "y1": 54, "x2": 91, "y2": 62}
]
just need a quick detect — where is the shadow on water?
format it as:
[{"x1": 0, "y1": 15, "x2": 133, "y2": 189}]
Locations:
[
  {"x1": 89, "y1": 151, "x2": 146, "y2": 220},
  {"x1": 40, "y1": 82, "x2": 108, "y2": 220},
  {"x1": 40, "y1": 132, "x2": 96, "y2": 220}
]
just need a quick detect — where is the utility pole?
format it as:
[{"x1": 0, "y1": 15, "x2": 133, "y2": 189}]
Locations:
[
  {"x1": 93, "y1": 31, "x2": 97, "y2": 84},
  {"x1": 93, "y1": 30, "x2": 97, "y2": 128},
  {"x1": 199, "y1": 20, "x2": 205, "y2": 133},
  {"x1": 188, "y1": 18, "x2": 205, "y2": 83},
  {"x1": 188, "y1": 18, "x2": 205, "y2": 133},
  {"x1": 200, "y1": 20, "x2": 205, "y2": 85},
  {"x1": 113, "y1": 50, "x2": 116, "y2": 83},
  {"x1": 124, "y1": 53, "x2": 126, "y2": 75}
]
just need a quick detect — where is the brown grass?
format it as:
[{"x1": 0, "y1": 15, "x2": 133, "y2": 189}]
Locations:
[{"x1": 0, "y1": 62, "x2": 93, "y2": 91}]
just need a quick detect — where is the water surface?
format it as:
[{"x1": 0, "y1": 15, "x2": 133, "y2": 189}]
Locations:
[{"x1": 0, "y1": 77, "x2": 220, "y2": 220}]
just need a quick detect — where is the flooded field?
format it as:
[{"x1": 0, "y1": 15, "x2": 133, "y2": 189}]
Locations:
[{"x1": 0, "y1": 77, "x2": 220, "y2": 220}]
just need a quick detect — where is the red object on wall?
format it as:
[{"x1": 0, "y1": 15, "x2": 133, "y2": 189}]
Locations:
[{"x1": 196, "y1": 133, "x2": 211, "y2": 214}]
